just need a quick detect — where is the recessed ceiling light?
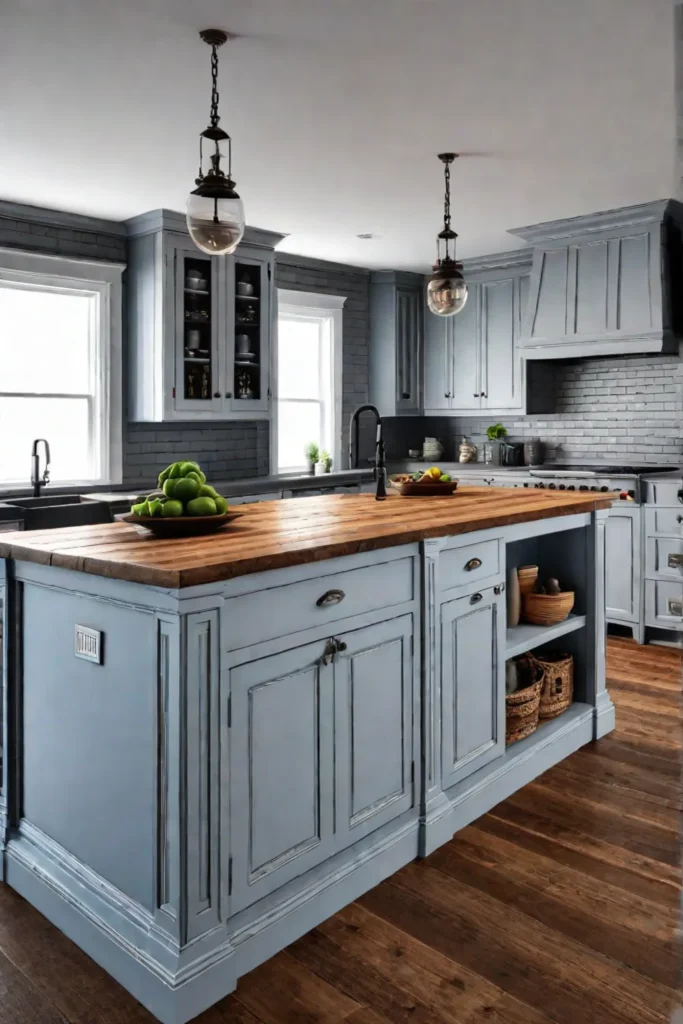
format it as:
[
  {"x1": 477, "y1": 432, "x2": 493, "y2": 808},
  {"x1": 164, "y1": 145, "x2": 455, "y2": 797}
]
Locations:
[{"x1": 356, "y1": 233, "x2": 377, "y2": 239}]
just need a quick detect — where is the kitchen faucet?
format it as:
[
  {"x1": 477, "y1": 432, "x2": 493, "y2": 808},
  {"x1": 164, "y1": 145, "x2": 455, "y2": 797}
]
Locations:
[
  {"x1": 30, "y1": 438, "x2": 51, "y2": 497},
  {"x1": 348, "y1": 404, "x2": 387, "y2": 501}
]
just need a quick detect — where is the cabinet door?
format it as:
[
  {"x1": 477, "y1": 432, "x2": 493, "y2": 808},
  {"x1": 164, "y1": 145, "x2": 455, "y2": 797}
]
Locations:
[
  {"x1": 395, "y1": 288, "x2": 421, "y2": 414},
  {"x1": 605, "y1": 506, "x2": 641, "y2": 624},
  {"x1": 423, "y1": 309, "x2": 452, "y2": 411},
  {"x1": 481, "y1": 277, "x2": 525, "y2": 411},
  {"x1": 229, "y1": 638, "x2": 334, "y2": 913},
  {"x1": 451, "y1": 286, "x2": 481, "y2": 411},
  {"x1": 441, "y1": 588, "x2": 504, "y2": 789},
  {"x1": 173, "y1": 245, "x2": 223, "y2": 415},
  {"x1": 333, "y1": 615, "x2": 416, "y2": 845},
  {"x1": 226, "y1": 247, "x2": 272, "y2": 414}
]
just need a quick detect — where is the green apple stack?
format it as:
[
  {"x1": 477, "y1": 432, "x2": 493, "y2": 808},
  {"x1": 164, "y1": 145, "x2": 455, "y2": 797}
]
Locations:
[{"x1": 130, "y1": 461, "x2": 229, "y2": 518}]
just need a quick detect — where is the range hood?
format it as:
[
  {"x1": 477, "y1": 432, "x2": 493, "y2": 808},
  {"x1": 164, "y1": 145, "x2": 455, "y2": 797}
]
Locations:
[{"x1": 509, "y1": 199, "x2": 683, "y2": 359}]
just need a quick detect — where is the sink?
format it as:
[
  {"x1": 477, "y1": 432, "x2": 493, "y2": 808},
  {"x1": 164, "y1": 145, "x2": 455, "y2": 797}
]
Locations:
[{"x1": 3, "y1": 494, "x2": 112, "y2": 530}]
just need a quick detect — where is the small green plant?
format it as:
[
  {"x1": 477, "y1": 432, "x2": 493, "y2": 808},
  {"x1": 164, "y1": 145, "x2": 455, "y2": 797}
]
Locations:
[
  {"x1": 320, "y1": 449, "x2": 333, "y2": 472},
  {"x1": 304, "y1": 441, "x2": 319, "y2": 464},
  {"x1": 486, "y1": 423, "x2": 508, "y2": 441}
]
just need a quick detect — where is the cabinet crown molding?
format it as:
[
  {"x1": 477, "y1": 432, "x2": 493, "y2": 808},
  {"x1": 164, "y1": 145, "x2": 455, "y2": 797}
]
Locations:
[
  {"x1": 459, "y1": 247, "x2": 533, "y2": 276},
  {"x1": 124, "y1": 209, "x2": 287, "y2": 250},
  {"x1": 509, "y1": 198, "x2": 683, "y2": 244}
]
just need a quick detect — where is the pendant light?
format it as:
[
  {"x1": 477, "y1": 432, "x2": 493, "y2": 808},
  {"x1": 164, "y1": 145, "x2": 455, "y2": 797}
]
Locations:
[
  {"x1": 426, "y1": 153, "x2": 468, "y2": 317},
  {"x1": 186, "y1": 29, "x2": 245, "y2": 255}
]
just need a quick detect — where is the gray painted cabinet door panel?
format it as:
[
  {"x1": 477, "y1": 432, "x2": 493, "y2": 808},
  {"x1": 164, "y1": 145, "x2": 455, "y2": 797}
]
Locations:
[
  {"x1": 605, "y1": 506, "x2": 640, "y2": 623},
  {"x1": 441, "y1": 589, "x2": 504, "y2": 789},
  {"x1": 423, "y1": 310, "x2": 452, "y2": 411},
  {"x1": 481, "y1": 278, "x2": 521, "y2": 410},
  {"x1": 229, "y1": 638, "x2": 335, "y2": 913},
  {"x1": 451, "y1": 288, "x2": 480, "y2": 410},
  {"x1": 333, "y1": 615, "x2": 415, "y2": 844},
  {"x1": 396, "y1": 288, "x2": 421, "y2": 414}
]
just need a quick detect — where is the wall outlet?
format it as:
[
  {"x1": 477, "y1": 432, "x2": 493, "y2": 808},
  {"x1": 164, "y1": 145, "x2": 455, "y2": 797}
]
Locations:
[{"x1": 75, "y1": 625, "x2": 103, "y2": 664}]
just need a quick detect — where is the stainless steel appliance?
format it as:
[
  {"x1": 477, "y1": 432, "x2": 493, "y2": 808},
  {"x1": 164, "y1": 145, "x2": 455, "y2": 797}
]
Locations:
[
  {"x1": 522, "y1": 464, "x2": 675, "y2": 505},
  {"x1": 500, "y1": 442, "x2": 524, "y2": 467}
]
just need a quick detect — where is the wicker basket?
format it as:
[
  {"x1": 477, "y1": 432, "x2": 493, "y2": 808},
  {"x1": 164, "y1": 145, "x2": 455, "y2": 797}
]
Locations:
[
  {"x1": 523, "y1": 590, "x2": 574, "y2": 626},
  {"x1": 517, "y1": 565, "x2": 538, "y2": 596},
  {"x1": 505, "y1": 657, "x2": 544, "y2": 745},
  {"x1": 533, "y1": 652, "x2": 574, "y2": 719}
]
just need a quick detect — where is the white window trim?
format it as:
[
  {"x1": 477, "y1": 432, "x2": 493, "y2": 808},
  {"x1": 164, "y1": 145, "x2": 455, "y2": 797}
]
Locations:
[
  {"x1": 273, "y1": 288, "x2": 346, "y2": 476},
  {"x1": 0, "y1": 247, "x2": 124, "y2": 488}
]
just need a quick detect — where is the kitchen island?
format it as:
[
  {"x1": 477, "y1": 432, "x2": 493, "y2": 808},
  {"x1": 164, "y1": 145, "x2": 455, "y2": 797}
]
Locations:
[{"x1": 0, "y1": 488, "x2": 615, "y2": 1024}]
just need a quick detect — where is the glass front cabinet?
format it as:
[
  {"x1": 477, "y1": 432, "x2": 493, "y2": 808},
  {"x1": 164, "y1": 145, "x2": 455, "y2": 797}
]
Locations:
[{"x1": 126, "y1": 211, "x2": 283, "y2": 421}]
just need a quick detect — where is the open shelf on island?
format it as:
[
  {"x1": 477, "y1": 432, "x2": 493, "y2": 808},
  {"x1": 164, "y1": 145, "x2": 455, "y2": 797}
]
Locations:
[{"x1": 505, "y1": 612, "x2": 586, "y2": 659}]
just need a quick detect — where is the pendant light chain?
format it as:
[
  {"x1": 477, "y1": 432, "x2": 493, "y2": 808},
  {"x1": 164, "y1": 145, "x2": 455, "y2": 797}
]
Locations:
[
  {"x1": 209, "y1": 44, "x2": 220, "y2": 129},
  {"x1": 442, "y1": 158, "x2": 452, "y2": 261}
]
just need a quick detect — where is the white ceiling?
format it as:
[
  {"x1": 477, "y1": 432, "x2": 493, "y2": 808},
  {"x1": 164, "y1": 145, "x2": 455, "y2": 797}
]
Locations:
[{"x1": 1, "y1": 0, "x2": 677, "y2": 270}]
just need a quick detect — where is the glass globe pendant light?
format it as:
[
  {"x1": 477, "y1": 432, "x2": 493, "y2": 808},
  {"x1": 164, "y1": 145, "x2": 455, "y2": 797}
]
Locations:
[
  {"x1": 186, "y1": 29, "x2": 245, "y2": 255},
  {"x1": 426, "y1": 153, "x2": 468, "y2": 317}
]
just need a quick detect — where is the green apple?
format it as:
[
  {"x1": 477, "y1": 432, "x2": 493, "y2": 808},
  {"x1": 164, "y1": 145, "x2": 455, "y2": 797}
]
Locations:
[
  {"x1": 172, "y1": 477, "x2": 200, "y2": 503},
  {"x1": 186, "y1": 496, "x2": 217, "y2": 516},
  {"x1": 213, "y1": 495, "x2": 228, "y2": 515},
  {"x1": 161, "y1": 500, "x2": 184, "y2": 517},
  {"x1": 163, "y1": 478, "x2": 177, "y2": 498}
]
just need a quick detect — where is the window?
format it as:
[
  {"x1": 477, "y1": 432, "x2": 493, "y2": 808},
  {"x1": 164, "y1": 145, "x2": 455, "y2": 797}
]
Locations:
[
  {"x1": 0, "y1": 249, "x2": 123, "y2": 487},
  {"x1": 275, "y1": 289, "x2": 345, "y2": 474}
]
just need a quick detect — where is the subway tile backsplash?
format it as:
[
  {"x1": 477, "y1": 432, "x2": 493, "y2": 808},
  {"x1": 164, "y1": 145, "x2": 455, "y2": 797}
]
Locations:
[{"x1": 385, "y1": 352, "x2": 683, "y2": 466}]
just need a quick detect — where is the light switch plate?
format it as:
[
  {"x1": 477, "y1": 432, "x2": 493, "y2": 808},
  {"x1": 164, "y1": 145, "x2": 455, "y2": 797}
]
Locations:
[{"x1": 75, "y1": 624, "x2": 103, "y2": 664}]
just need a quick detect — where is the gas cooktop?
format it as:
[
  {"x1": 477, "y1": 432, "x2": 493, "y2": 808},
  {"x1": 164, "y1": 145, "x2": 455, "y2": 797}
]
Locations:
[{"x1": 534, "y1": 465, "x2": 674, "y2": 475}]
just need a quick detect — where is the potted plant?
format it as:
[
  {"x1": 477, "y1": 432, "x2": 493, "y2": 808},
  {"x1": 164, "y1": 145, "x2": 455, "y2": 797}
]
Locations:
[
  {"x1": 485, "y1": 423, "x2": 508, "y2": 466},
  {"x1": 304, "y1": 441, "x2": 319, "y2": 475},
  {"x1": 320, "y1": 450, "x2": 333, "y2": 474}
]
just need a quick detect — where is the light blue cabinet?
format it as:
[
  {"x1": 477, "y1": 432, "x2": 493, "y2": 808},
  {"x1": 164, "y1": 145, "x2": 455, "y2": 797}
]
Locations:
[
  {"x1": 423, "y1": 251, "x2": 532, "y2": 416},
  {"x1": 369, "y1": 272, "x2": 423, "y2": 416},
  {"x1": 440, "y1": 586, "x2": 505, "y2": 788},
  {"x1": 228, "y1": 612, "x2": 417, "y2": 913},
  {"x1": 605, "y1": 505, "x2": 641, "y2": 628}
]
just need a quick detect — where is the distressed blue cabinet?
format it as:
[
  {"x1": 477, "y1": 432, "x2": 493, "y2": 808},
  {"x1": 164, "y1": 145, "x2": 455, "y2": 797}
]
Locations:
[
  {"x1": 605, "y1": 505, "x2": 641, "y2": 629},
  {"x1": 440, "y1": 586, "x2": 505, "y2": 788},
  {"x1": 228, "y1": 613, "x2": 417, "y2": 913},
  {"x1": 369, "y1": 272, "x2": 423, "y2": 416}
]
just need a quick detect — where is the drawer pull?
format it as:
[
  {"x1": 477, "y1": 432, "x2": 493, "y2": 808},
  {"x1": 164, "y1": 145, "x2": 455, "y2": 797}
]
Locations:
[
  {"x1": 667, "y1": 553, "x2": 683, "y2": 569},
  {"x1": 677, "y1": 515, "x2": 683, "y2": 524},
  {"x1": 321, "y1": 637, "x2": 347, "y2": 665},
  {"x1": 678, "y1": 489, "x2": 683, "y2": 504},
  {"x1": 465, "y1": 557, "x2": 483, "y2": 572},
  {"x1": 494, "y1": 583, "x2": 506, "y2": 595},
  {"x1": 470, "y1": 592, "x2": 483, "y2": 604},
  {"x1": 316, "y1": 589, "x2": 345, "y2": 608},
  {"x1": 668, "y1": 599, "x2": 683, "y2": 618}
]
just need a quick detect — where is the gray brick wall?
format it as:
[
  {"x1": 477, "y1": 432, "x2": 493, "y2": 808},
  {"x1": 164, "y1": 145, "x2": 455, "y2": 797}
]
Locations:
[
  {"x1": 0, "y1": 202, "x2": 126, "y2": 263},
  {"x1": 387, "y1": 353, "x2": 683, "y2": 465},
  {"x1": 275, "y1": 252, "x2": 370, "y2": 463},
  {"x1": 123, "y1": 421, "x2": 269, "y2": 487}
]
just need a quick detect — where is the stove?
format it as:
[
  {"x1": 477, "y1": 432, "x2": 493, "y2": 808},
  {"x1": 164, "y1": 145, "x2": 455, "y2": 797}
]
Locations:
[{"x1": 523, "y1": 464, "x2": 674, "y2": 503}]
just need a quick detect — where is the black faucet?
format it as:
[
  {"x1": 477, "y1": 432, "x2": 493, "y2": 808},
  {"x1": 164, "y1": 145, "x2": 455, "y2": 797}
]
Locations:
[
  {"x1": 30, "y1": 438, "x2": 51, "y2": 497},
  {"x1": 348, "y1": 404, "x2": 387, "y2": 501}
]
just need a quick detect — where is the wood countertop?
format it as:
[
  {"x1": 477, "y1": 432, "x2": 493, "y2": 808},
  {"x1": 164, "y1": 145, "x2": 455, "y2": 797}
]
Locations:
[{"x1": 0, "y1": 488, "x2": 615, "y2": 589}]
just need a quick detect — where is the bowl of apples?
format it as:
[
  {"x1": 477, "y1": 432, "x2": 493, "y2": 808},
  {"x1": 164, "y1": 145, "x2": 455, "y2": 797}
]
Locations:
[
  {"x1": 123, "y1": 460, "x2": 242, "y2": 537},
  {"x1": 389, "y1": 467, "x2": 459, "y2": 496}
]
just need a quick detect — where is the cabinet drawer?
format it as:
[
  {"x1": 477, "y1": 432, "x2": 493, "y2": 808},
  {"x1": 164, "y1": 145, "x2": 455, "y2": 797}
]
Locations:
[
  {"x1": 644, "y1": 580, "x2": 683, "y2": 630},
  {"x1": 645, "y1": 506, "x2": 683, "y2": 537},
  {"x1": 642, "y1": 480, "x2": 683, "y2": 505},
  {"x1": 646, "y1": 536, "x2": 683, "y2": 581},
  {"x1": 440, "y1": 538, "x2": 502, "y2": 593},
  {"x1": 224, "y1": 555, "x2": 415, "y2": 649}
]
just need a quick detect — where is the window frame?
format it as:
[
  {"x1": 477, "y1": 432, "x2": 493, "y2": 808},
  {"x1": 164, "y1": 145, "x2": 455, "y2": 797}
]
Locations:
[
  {"x1": 273, "y1": 288, "x2": 346, "y2": 476},
  {"x1": 0, "y1": 247, "x2": 124, "y2": 488}
]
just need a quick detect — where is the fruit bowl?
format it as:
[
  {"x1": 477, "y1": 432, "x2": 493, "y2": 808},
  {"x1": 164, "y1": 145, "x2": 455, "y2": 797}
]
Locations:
[
  {"x1": 389, "y1": 475, "x2": 459, "y2": 497},
  {"x1": 123, "y1": 512, "x2": 242, "y2": 538}
]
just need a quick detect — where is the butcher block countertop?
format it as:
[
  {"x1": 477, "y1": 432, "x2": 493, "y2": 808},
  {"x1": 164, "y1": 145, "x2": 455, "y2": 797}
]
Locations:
[{"x1": 0, "y1": 488, "x2": 615, "y2": 589}]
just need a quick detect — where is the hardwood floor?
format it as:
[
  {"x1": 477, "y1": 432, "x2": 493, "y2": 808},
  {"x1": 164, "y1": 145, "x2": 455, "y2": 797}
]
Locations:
[{"x1": 0, "y1": 637, "x2": 679, "y2": 1024}]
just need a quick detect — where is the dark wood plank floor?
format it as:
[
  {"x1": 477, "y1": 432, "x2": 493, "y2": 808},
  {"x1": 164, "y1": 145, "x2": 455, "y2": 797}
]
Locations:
[{"x1": 0, "y1": 636, "x2": 679, "y2": 1024}]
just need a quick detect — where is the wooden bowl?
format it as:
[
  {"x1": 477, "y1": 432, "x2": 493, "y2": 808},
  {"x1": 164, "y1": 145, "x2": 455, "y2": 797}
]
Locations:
[
  {"x1": 122, "y1": 511, "x2": 242, "y2": 538},
  {"x1": 523, "y1": 590, "x2": 575, "y2": 626},
  {"x1": 389, "y1": 475, "x2": 459, "y2": 497}
]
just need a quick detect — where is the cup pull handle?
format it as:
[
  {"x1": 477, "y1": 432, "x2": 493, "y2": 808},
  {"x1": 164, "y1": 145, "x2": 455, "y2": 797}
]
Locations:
[
  {"x1": 667, "y1": 553, "x2": 683, "y2": 568},
  {"x1": 470, "y1": 592, "x2": 483, "y2": 604},
  {"x1": 668, "y1": 599, "x2": 683, "y2": 618},
  {"x1": 465, "y1": 557, "x2": 482, "y2": 572},
  {"x1": 317, "y1": 589, "x2": 345, "y2": 607}
]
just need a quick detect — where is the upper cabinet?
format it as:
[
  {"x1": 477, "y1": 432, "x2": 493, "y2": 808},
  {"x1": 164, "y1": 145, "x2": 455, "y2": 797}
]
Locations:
[
  {"x1": 511, "y1": 200, "x2": 683, "y2": 359},
  {"x1": 423, "y1": 250, "x2": 532, "y2": 417},
  {"x1": 125, "y1": 210, "x2": 284, "y2": 421},
  {"x1": 369, "y1": 271, "x2": 423, "y2": 416}
]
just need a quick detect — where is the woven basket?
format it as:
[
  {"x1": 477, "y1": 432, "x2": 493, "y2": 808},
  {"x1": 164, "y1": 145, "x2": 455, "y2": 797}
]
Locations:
[
  {"x1": 517, "y1": 565, "x2": 538, "y2": 596},
  {"x1": 533, "y1": 652, "x2": 574, "y2": 719},
  {"x1": 505, "y1": 657, "x2": 544, "y2": 745},
  {"x1": 523, "y1": 590, "x2": 574, "y2": 626}
]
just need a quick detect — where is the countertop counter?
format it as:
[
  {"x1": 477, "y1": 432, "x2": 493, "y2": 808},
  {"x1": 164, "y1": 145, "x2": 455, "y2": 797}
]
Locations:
[{"x1": 0, "y1": 487, "x2": 614, "y2": 589}]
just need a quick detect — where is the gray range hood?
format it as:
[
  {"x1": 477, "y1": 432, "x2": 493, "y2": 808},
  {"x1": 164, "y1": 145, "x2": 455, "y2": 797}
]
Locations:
[{"x1": 509, "y1": 199, "x2": 683, "y2": 359}]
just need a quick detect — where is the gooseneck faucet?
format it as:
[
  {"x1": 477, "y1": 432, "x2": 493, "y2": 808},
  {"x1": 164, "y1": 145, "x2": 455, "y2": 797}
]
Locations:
[
  {"x1": 31, "y1": 438, "x2": 51, "y2": 497},
  {"x1": 348, "y1": 404, "x2": 387, "y2": 502}
]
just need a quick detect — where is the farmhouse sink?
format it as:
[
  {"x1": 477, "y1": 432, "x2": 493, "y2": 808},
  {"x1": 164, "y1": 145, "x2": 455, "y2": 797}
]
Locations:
[
  {"x1": 6, "y1": 494, "x2": 84, "y2": 508},
  {"x1": 3, "y1": 494, "x2": 112, "y2": 530}
]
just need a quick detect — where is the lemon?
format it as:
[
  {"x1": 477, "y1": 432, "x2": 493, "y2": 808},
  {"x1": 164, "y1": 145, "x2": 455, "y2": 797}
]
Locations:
[
  {"x1": 186, "y1": 496, "x2": 217, "y2": 517},
  {"x1": 172, "y1": 477, "x2": 200, "y2": 503},
  {"x1": 161, "y1": 500, "x2": 184, "y2": 517},
  {"x1": 427, "y1": 466, "x2": 442, "y2": 479}
]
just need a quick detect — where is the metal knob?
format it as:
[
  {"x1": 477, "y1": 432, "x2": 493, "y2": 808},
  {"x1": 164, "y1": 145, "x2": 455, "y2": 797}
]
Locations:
[
  {"x1": 214, "y1": 392, "x2": 221, "y2": 398},
  {"x1": 470, "y1": 592, "x2": 483, "y2": 604},
  {"x1": 473, "y1": 393, "x2": 478, "y2": 398},
  {"x1": 465, "y1": 557, "x2": 483, "y2": 572},
  {"x1": 225, "y1": 392, "x2": 232, "y2": 398},
  {"x1": 677, "y1": 515, "x2": 683, "y2": 524},
  {"x1": 445, "y1": 392, "x2": 452, "y2": 398},
  {"x1": 402, "y1": 392, "x2": 410, "y2": 399}
]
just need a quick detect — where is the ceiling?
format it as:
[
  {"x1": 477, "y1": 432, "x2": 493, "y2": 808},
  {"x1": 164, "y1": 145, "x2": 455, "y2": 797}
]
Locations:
[{"x1": 1, "y1": 0, "x2": 677, "y2": 270}]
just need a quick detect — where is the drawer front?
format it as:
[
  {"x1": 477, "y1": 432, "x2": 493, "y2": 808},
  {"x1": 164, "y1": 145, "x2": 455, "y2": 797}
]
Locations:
[
  {"x1": 645, "y1": 506, "x2": 683, "y2": 537},
  {"x1": 644, "y1": 579, "x2": 683, "y2": 630},
  {"x1": 646, "y1": 536, "x2": 683, "y2": 581},
  {"x1": 223, "y1": 555, "x2": 415, "y2": 649},
  {"x1": 643, "y1": 480, "x2": 683, "y2": 506},
  {"x1": 440, "y1": 538, "x2": 502, "y2": 593}
]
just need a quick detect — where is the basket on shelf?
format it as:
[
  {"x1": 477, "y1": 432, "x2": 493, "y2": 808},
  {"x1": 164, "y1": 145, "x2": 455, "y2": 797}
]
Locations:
[
  {"x1": 523, "y1": 590, "x2": 574, "y2": 626},
  {"x1": 505, "y1": 656, "x2": 544, "y2": 745},
  {"x1": 533, "y1": 651, "x2": 574, "y2": 719},
  {"x1": 517, "y1": 565, "x2": 538, "y2": 596}
]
